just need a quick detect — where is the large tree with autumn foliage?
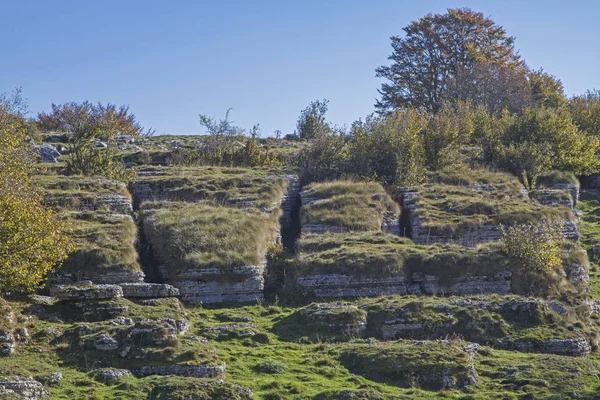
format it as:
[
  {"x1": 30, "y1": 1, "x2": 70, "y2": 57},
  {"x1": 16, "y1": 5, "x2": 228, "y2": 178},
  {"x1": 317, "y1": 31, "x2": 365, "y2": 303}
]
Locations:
[{"x1": 376, "y1": 8, "x2": 523, "y2": 113}]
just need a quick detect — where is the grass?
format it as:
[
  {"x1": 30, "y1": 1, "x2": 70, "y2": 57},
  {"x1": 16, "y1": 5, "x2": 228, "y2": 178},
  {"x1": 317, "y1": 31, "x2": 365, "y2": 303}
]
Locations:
[
  {"x1": 141, "y1": 201, "x2": 280, "y2": 275},
  {"x1": 537, "y1": 170, "x2": 580, "y2": 188},
  {"x1": 34, "y1": 174, "x2": 141, "y2": 278},
  {"x1": 409, "y1": 183, "x2": 573, "y2": 238},
  {"x1": 293, "y1": 231, "x2": 587, "y2": 298},
  {"x1": 133, "y1": 166, "x2": 290, "y2": 210},
  {"x1": 337, "y1": 339, "x2": 477, "y2": 390},
  {"x1": 301, "y1": 181, "x2": 399, "y2": 232},
  {"x1": 294, "y1": 232, "x2": 509, "y2": 281},
  {"x1": 4, "y1": 296, "x2": 600, "y2": 399},
  {"x1": 60, "y1": 211, "x2": 140, "y2": 276},
  {"x1": 576, "y1": 192, "x2": 600, "y2": 297}
]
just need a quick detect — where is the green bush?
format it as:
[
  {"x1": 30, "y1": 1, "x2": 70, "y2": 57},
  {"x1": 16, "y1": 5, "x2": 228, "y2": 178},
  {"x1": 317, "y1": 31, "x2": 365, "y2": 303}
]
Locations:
[{"x1": 255, "y1": 360, "x2": 288, "y2": 374}]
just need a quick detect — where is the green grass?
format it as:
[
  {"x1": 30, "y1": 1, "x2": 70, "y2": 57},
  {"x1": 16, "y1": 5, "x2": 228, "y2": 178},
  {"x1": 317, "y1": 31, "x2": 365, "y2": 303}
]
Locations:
[
  {"x1": 141, "y1": 201, "x2": 280, "y2": 274},
  {"x1": 410, "y1": 183, "x2": 573, "y2": 238},
  {"x1": 4, "y1": 296, "x2": 600, "y2": 399},
  {"x1": 60, "y1": 211, "x2": 140, "y2": 276},
  {"x1": 576, "y1": 192, "x2": 600, "y2": 297},
  {"x1": 294, "y1": 232, "x2": 509, "y2": 281},
  {"x1": 301, "y1": 181, "x2": 399, "y2": 232},
  {"x1": 537, "y1": 170, "x2": 580, "y2": 188},
  {"x1": 133, "y1": 165, "x2": 289, "y2": 209}
]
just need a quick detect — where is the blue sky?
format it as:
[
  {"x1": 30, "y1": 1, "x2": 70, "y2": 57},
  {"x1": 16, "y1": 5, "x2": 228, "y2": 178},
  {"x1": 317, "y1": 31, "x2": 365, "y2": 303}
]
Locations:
[{"x1": 2, "y1": 0, "x2": 598, "y2": 136}]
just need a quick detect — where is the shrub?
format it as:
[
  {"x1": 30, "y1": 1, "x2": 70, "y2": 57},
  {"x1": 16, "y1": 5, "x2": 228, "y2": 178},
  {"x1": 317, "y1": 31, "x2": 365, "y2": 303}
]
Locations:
[
  {"x1": 255, "y1": 360, "x2": 288, "y2": 374},
  {"x1": 0, "y1": 94, "x2": 73, "y2": 292},
  {"x1": 502, "y1": 221, "x2": 564, "y2": 296}
]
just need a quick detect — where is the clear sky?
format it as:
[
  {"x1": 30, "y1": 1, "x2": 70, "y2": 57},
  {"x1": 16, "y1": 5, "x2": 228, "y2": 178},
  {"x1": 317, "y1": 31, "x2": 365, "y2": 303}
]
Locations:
[{"x1": 2, "y1": 0, "x2": 598, "y2": 136}]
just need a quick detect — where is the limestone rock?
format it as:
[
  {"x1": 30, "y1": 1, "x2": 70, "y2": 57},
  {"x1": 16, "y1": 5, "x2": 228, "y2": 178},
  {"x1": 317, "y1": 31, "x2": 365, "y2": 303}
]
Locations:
[
  {"x1": 172, "y1": 265, "x2": 264, "y2": 304},
  {"x1": 95, "y1": 334, "x2": 119, "y2": 351},
  {"x1": 499, "y1": 337, "x2": 591, "y2": 357},
  {"x1": 118, "y1": 282, "x2": 179, "y2": 298},
  {"x1": 49, "y1": 284, "x2": 123, "y2": 300},
  {"x1": 132, "y1": 364, "x2": 225, "y2": 378},
  {"x1": 297, "y1": 271, "x2": 512, "y2": 299},
  {"x1": 33, "y1": 144, "x2": 61, "y2": 163},
  {"x1": 90, "y1": 368, "x2": 132, "y2": 383},
  {"x1": 0, "y1": 377, "x2": 48, "y2": 400}
]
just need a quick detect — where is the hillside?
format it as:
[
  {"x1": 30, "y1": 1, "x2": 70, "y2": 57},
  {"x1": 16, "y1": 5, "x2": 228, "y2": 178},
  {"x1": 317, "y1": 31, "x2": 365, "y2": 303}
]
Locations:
[{"x1": 2, "y1": 131, "x2": 600, "y2": 400}]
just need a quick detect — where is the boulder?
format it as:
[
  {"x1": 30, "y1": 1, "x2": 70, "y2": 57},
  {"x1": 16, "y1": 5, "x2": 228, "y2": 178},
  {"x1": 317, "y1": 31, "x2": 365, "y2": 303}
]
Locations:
[
  {"x1": 0, "y1": 377, "x2": 48, "y2": 400},
  {"x1": 33, "y1": 144, "x2": 61, "y2": 163}
]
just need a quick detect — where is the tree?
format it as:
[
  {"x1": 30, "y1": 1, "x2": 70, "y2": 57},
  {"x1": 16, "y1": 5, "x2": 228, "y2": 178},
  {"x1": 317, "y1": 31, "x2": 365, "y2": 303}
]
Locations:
[
  {"x1": 570, "y1": 89, "x2": 600, "y2": 137},
  {"x1": 527, "y1": 69, "x2": 567, "y2": 109},
  {"x1": 348, "y1": 110, "x2": 428, "y2": 185},
  {"x1": 502, "y1": 221, "x2": 563, "y2": 296},
  {"x1": 296, "y1": 99, "x2": 330, "y2": 139},
  {"x1": 488, "y1": 107, "x2": 600, "y2": 186},
  {"x1": 0, "y1": 92, "x2": 72, "y2": 292},
  {"x1": 376, "y1": 8, "x2": 523, "y2": 113},
  {"x1": 37, "y1": 102, "x2": 150, "y2": 180},
  {"x1": 421, "y1": 101, "x2": 475, "y2": 170},
  {"x1": 445, "y1": 61, "x2": 531, "y2": 115}
]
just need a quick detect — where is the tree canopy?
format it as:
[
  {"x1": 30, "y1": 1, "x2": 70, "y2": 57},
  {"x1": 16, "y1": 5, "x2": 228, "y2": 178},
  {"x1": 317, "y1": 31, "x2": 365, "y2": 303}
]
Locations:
[{"x1": 376, "y1": 8, "x2": 523, "y2": 113}]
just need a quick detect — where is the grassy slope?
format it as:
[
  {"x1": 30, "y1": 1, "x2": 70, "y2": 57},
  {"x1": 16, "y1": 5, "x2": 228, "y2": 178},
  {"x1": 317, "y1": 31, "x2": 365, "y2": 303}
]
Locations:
[
  {"x1": 301, "y1": 181, "x2": 399, "y2": 232},
  {"x1": 134, "y1": 166, "x2": 288, "y2": 209},
  {"x1": 35, "y1": 175, "x2": 141, "y2": 276},
  {"x1": 141, "y1": 201, "x2": 280, "y2": 273},
  {"x1": 409, "y1": 168, "x2": 574, "y2": 237},
  {"x1": 3, "y1": 298, "x2": 600, "y2": 399}
]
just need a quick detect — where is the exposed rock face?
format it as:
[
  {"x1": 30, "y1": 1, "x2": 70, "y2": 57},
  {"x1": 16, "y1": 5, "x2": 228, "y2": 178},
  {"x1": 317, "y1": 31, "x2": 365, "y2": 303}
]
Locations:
[
  {"x1": 132, "y1": 364, "x2": 225, "y2": 378},
  {"x1": 0, "y1": 377, "x2": 48, "y2": 400},
  {"x1": 498, "y1": 337, "x2": 591, "y2": 357},
  {"x1": 532, "y1": 183, "x2": 579, "y2": 209},
  {"x1": 34, "y1": 143, "x2": 61, "y2": 163},
  {"x1": 50, "y1": 284, "x2": 123, "y2": 300},
  {"x1": 297, "y1": 271, "x2": 512, "y2": 298},
  {"x1": 399, "y1": 187, "x2": 579, "y2": 246},
  {"x1": 118, "y1": 283, "x2": 179, "y2": 298},
  {"x1": 168, "y1": 265, "x2": 264, "y2": 304},
  {"x1": 49, "y1": 270, "x2": 145, "y2": 285},
  {"x1": 0, "y1": 333, "x2": 15, "y2": 356},
  {"x1": 381, "y1": 211, "x2": 400, "y2": 235},
  {"x1": 565, "y1": 263, "x2": 590, "y2": 287},
  {"x1": 90, "y1": 368, "x2": 132, "y2": 383}
]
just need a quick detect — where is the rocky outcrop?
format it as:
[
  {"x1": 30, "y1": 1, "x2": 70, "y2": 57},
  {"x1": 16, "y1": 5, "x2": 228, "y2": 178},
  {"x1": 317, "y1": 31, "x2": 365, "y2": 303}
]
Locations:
[
  {"x1": 297, "y1": 271, "x2": 512, "y2": 298},
  {"x1": 90, "y1": 368, "x2": 132, "y2": 383},
  {"x1": 532, "y1": 183, "x2": 579, "y2": 209},
  {"x1": 381, "y1": 211, "x2": 400, "y2": 235},
  {"x1": 296, "y1": 303, "x2": 367, "y2": 337},
  {"x1": 50, "y1": 284, "x2": 124, "y2": 300},
  {"x1": 0, "y1": 333, "x2": 15, "y2": 356},
  {"x1": 167, "y1": 265, "x2": 264, "y2": 304},
  {"x1": 132, "y1": 364, "x2": 225, "y2": 378},
  {"x1": 118, "y1": 283, "x2": 179, "y2": 298},
  {"x1": 498, "y1": 337, "x2": 591, "y2": 357},
  {"x1": 565, "y1": 263, "x2": 590, "y2": 287},
  {"x1": 399, "y1": 187, "x2": 579, "y2": 245},
  {"x1": 34, "y1": 143, "x2": 61, "y2": 163},
  {"x1": 0, "y1": 377, "x2": 48, "y2": 400}
]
